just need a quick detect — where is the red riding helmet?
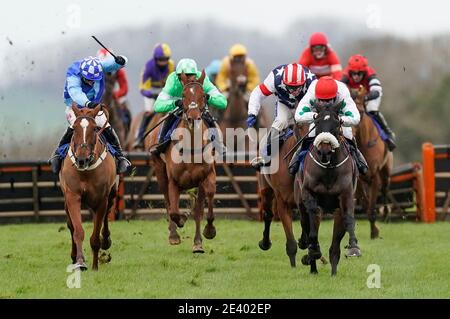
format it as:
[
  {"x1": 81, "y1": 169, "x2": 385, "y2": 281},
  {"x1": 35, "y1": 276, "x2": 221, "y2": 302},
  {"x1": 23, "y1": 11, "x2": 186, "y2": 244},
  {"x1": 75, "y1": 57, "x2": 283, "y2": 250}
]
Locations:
[
  {"x1": 309, "y1": 32, "x2": 328, "y2": 47},
  {"x1": 315, "y1": 76, "x2": 338, "y2": 99},
  {"x1": 283, "y1": 63, "x2": 306, "y2": 86},
  {"x1": 348, "y1": 54, "x2": 368, "y2": 72}
]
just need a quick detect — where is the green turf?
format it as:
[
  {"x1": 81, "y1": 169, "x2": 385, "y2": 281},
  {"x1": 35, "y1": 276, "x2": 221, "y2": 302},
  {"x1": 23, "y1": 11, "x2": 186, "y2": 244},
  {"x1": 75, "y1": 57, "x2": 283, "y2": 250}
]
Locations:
[{"x1": 0, "y1": 218, "x2": 449, "y2": 298}]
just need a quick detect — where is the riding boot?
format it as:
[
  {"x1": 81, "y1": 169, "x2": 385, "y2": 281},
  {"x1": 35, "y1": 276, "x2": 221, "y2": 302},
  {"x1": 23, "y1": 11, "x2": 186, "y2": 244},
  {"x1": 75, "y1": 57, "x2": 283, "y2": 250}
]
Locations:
[
  {"x1": 48, "y1": 127, "x2": 74, "y2": 174},
  {"x1": 102, "y1": 126, "x2": 131, "y2": 174},
  {"x1": 346, "y1": 138, "x2": 368, "y2": 175},
  {"x1": 133, "y1": 112, "x2": 153, "y2": 149},
  {"x1": 151, "y1": 113, "x2": 177, "y2": 156},
  {"x1": 251, "y1": 127, "x2": 280, "y2": 170},
  {"x1": 288, "y1": 137, "x2": 314, "y2": 176},
  {"x1": 369, "y1": 111, "x2": 396, "y2": 151},
  {"x1": 202, "y1": 110, "x2": 227, "y2": 159}
]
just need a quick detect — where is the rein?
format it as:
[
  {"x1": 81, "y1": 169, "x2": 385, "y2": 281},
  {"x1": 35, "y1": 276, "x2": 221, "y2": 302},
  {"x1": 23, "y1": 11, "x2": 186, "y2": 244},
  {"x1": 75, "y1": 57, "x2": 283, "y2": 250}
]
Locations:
[{"x1": 309, "y1": 136, "x2": 350, "y2": 169}]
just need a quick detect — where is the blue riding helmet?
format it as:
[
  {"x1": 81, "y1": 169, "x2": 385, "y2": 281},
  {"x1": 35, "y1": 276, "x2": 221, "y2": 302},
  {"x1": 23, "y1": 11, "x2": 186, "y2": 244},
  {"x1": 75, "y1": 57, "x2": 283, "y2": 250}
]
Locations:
[
  {"x1": 80, "y1": 56, "x2": 103, "y2": 81},
  {"x1": 206, "y1": 59, "x2": 221, "y2": 78}
]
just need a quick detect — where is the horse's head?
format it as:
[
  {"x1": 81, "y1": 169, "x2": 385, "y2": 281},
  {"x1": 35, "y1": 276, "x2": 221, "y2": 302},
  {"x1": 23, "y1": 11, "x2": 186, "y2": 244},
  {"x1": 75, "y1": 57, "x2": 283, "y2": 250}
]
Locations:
[
  {"x1": 179, "y1": 70, "x2": 207, "y2": 130},
  {"x1": 71, "y1": 104, "x2": 103, "y2": 169},
  {"x1": 313, "y1": 102, "x2": 341, "y2": 165},
  {"x1": 229, "y1": 57, "x2": 247, "y2": 93},
  {"x1": 350, "y1": 85, "x2": 367, "y2": 114}
]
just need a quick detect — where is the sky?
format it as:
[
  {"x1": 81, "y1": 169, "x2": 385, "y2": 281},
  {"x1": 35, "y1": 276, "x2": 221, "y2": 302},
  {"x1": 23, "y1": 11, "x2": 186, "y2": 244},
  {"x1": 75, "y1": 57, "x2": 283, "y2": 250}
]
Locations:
[{"x1": 1, "y1": 0, "x2": 450, "y2": 53}]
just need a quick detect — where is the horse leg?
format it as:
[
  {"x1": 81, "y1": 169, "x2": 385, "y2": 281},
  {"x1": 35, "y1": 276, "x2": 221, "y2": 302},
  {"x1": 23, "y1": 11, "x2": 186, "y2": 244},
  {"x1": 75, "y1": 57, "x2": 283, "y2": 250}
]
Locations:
[
  {"x1": 341, "y1": 191, "x2": 361, "y2": 257},
  {"x1": 368, "y1": 174, "x2": 381, "y2": 239},
  {"x1": 298, "y1": 201, "x2": 309, "y2": 250},
  {"x1": 65, "y1": 191, "x2": 87, "y2": 270},
  {"x1": 202, "y1": 173, "x2": 217, "y2": 240},
  {"x1": 168, "y1": 178, "x2": 187, "y2": 228},
  {"x1": 193, "y1": 185, "x2": 206, "y2": 253},
  {"x1": 66, "y1": 205, "x2": 76, "y2": 264},
  {"x1": 101, "y1": 187, "x2": 115, "y2": 250},
  {"x1": 258, "y1": 186, "x2": 274, "y2": 251},
  {"x1": 303, "y1": 190, "x2": 322, "y2": 258},
  {"x1": 329, "y1": 212, "x2": 346, "y2": 276},
  {"x1": 277, "y1": 195, "x2": 297, "y2": 268},
  {"x1": 90, "y1": 199, "x2": 108, "y2": 271},
  {"x1": 154, "y1": 161, "x2": 181, "y2": 245}
]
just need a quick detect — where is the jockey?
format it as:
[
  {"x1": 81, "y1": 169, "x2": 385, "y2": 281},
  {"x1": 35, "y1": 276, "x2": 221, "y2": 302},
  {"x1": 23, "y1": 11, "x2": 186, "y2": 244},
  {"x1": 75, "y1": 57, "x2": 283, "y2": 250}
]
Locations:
[
  {"x1": 291, "y1": 76, "x2": 368, "y2": 176},
  {"x1": 299, "y1": 32, "x2": 343, "y2": 80},
  {"x1": 97, "y1": 48, "x2": 129, "y2": 105},
  {"x1": 215, "y1": 44, "x2": 260, "y2": 101},
  {"x1": 48, "y1": 55, "x2": 131, "y2": 174},
  {"x1": 151, "y1": 58, "x2": 228, "y2": 156},
  {"x1": 205, "y1": 59, "x2": 222, "y2": 85},
  {"x1": 341, "y1": 54, "x2": 396, "y2": 151},
  {"x1": 97, "y1": 48, "x2": 131, "y2": 129},
  {"x1": 134, "y1": 43, "x2": 175, "y2": 148},
  {"x1": 247, "y1": 63, "x2": 316, "y2": 169}
]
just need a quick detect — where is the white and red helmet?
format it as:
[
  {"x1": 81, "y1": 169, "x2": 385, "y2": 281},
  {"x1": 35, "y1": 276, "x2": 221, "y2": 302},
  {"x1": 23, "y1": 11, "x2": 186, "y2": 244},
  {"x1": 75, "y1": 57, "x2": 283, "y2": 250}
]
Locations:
[{"x1": 282, "y1": 63, "x2": 306, "y2": 86}]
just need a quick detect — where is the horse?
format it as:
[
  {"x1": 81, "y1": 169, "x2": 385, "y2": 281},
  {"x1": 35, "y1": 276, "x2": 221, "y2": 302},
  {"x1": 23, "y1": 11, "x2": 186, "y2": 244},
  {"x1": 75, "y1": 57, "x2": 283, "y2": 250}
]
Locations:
[
  {"x1": 257, "y1": 125, "x2": 305, "y2": 267},
  {"x1": 145, "y1": 70, "x2": 217, "y2": 253},
  {"x1": 59, "y1": 104, "x2": 117, "y2": 270},
  {"x1": 101, "y1": 72, "x2": 131, "y2": 145},
  {"x1": 218, "y1": 58, "x2": 267, "y2": 158},
  {"x1": 351, "y1": 86, "x2": 393, "y2": 239},
  {"x1": 294, "y1": 103, "x2": 360, "y2": 276}
]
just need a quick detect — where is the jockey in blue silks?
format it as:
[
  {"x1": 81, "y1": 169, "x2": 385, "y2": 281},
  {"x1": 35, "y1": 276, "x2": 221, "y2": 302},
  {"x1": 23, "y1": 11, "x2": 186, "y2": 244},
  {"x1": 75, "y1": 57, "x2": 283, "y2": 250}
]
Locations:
[{"x1": 48, "y1": 55, "x2": 131, "y2": 174}]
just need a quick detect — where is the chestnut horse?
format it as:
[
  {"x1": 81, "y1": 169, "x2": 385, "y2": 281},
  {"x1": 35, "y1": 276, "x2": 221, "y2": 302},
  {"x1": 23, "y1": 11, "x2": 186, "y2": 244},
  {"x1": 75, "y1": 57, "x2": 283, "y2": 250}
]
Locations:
[
  {"x1": 257, "y1": 126, "x2": 302, "y2": 267},
  {"x1": 351, "y1": 86, "x2": 393, "y2": 239},
  {"x1": 146, "y1": 71, "x2": 217, "y2": 253},
  {"x1": 59, "y1": 104, "x2": 117, "y2": 270},
  {"x1": 294, "y1": 103, "x2": 360, "y2": 276}
]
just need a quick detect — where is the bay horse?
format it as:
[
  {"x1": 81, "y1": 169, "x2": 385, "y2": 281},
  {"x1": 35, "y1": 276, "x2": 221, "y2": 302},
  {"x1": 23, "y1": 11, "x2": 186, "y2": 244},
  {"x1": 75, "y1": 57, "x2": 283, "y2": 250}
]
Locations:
[
  {"x1": 101, "y1": 72, "x2": 131, "y2": 145},
  {"x1": 294, "y1": 103, "x2": 360, "y2": 276},
  {"x1": 59, "y1": 104, "x2": 117, "y2": 270},
  {"x1": 351, "y1": 86, "x2": 393, "y2": 239},
  {"x1": 145, "y1": 70, "x2": 217, "y2": 253}
]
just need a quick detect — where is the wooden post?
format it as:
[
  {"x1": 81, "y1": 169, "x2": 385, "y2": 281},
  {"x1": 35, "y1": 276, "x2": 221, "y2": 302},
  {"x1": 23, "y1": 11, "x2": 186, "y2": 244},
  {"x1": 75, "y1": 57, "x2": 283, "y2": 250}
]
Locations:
[
  {"x1": 422, "y1": 143, "x2": 436, "y2": 223},
  {"x1": 413, "y1": 163, "x2": 426, "y2": 222},
  {"x1": 31, "y1": 166, "x2": 40, "y2": 222}
]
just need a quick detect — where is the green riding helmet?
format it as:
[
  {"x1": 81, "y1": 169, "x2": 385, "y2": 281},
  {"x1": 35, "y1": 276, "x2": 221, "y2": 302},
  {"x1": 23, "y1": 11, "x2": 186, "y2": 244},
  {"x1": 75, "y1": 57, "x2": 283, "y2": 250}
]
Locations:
[{"x1": 176, "y1": 58, "x2": 198, "y2": 75}]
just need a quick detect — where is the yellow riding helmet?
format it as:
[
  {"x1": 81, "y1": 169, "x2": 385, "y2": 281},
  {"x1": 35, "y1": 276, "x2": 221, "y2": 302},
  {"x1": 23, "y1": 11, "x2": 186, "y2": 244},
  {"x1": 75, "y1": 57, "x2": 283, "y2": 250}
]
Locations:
[{"x1": 229, "y1": 44, "x2": 248, "y2": 57}]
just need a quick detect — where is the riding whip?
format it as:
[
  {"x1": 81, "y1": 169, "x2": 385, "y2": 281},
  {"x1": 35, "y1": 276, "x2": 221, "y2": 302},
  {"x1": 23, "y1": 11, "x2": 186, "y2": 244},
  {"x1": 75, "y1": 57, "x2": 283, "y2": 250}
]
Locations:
[
  {"x1": 283, "y1": 124, "x2": 316, "y2": 160},
  {"x1": 91, "y1": 36, "x2": 118, "y2": 59}
]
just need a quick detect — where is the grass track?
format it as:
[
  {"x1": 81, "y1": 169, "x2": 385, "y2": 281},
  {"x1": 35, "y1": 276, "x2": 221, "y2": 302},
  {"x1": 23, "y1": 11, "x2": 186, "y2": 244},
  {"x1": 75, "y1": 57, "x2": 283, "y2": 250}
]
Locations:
[{"x1": 0, "y1": 219, "x2": 449, "y2": 298}]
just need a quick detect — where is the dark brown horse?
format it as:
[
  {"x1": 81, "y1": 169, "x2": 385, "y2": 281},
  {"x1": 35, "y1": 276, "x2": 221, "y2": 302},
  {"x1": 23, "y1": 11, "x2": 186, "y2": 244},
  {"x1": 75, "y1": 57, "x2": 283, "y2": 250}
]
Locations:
[
  {"x1": 351, "y1": 86, "x2": 393, "y2": 239},
  {"x1": 101, "y1": 72, "x2": 130, "y2": 145},
  {"x1": 145, "y1": 71, "x2": 217, "y2": 253},
  {"x1": 59, "y1": 104, "x2": 117, "y2": 270},
  {"x1": 294, "y1": 104, "x2": 360, "y2": 276}
]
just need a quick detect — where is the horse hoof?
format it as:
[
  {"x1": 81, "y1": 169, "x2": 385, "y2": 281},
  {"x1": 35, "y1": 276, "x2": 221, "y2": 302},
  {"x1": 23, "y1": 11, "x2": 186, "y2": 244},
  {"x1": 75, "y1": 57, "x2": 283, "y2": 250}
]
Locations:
[
  {"x1": 346, "y1": 247, "x2": 362, "y2": 258},
  {"x1": 99, "y1": 250, "x2": 112, "y2": 264},
  {"x1": 74, "y1": 262, "x2": 88, "y2": 271},
  {"x1": 170, "y1": 213, "x2": 188, "y2": 228},
  {"x1": 203, "y1": 225, "x2": 216, "y2": 240},
  {"x1": 308, "y1": 248, "x2": 322, "y2": 261},
  {"x1": 301, "y1": 255, "x2": 310, "y2": 266},
  {"x1": 258, "y1": 240, "x2": 272, "y2": 251},
  {"x1": 310, "y1": 269, "x2": 318, "y2": 275},
  {"x1": 101, "y1": 237, "x2": 112, "y2": 250},
  {"x1": 298, "y1": 237, "x2": 308, "y2": 250},
  {"x1": 320, "y1": 256, "x2": 328, "y2": 264},
  {"x1": 371, "y1": 226, "x2": 380, "y2": 239},
  {"x1": 169, "y1": 236, "x2": 181, "y2": 245},
  {"x1": 192, "y1": 245, "x2": 205, "y2": 254}
]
